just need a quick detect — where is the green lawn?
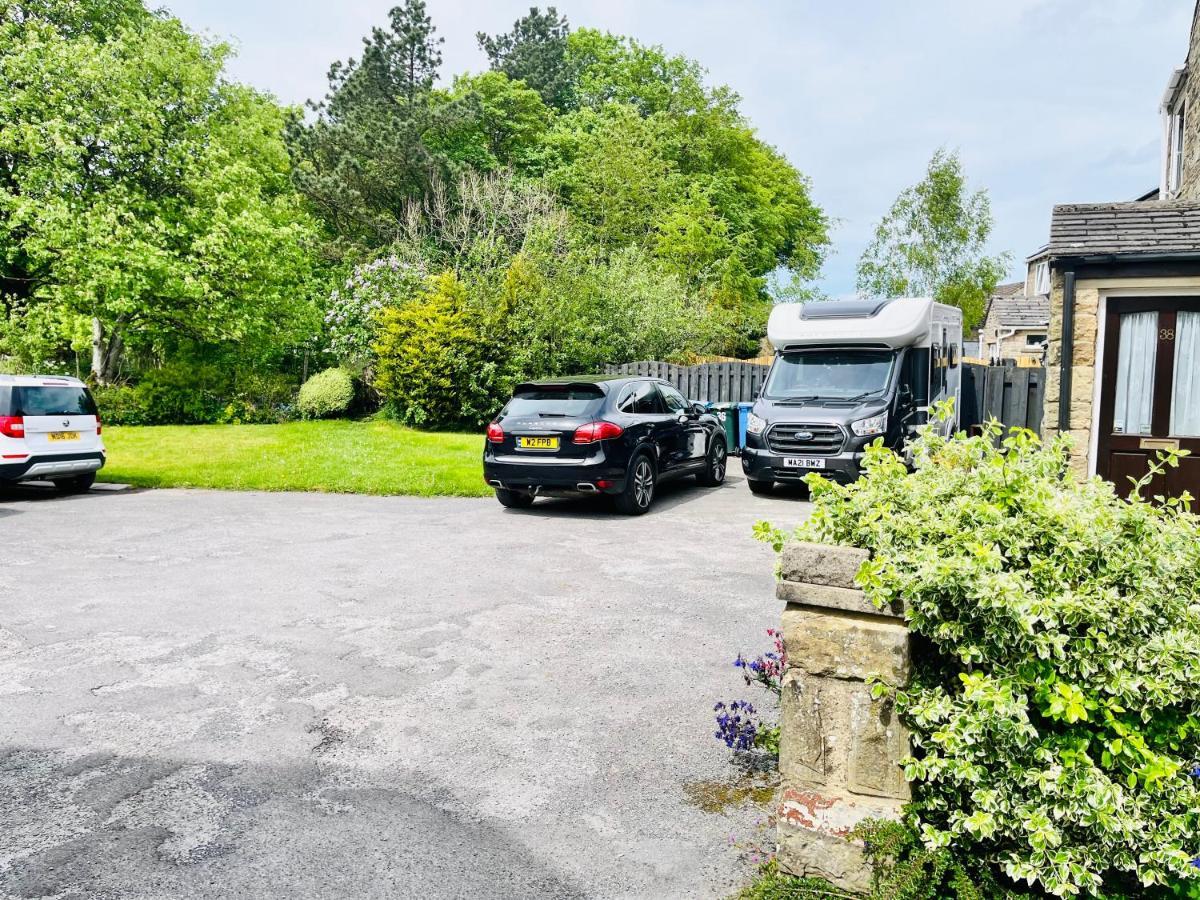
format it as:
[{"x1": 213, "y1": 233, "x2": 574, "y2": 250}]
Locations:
[{"x1": 98, "y1": 420, "x2": 491, "y2": 496}]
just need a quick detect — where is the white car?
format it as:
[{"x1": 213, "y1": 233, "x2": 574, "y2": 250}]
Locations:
[{"x1": 0, "y1": 374, "x2": 106, "y2": 492}]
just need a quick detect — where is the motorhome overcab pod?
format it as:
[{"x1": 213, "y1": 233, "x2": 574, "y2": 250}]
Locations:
[{"x1": 741, "y1": 297, "x2": 962, "y2": 495}]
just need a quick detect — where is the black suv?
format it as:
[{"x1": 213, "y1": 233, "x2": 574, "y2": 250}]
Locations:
[{"x1": 483, "y1": 376, "x2": 727, "y2": 514}]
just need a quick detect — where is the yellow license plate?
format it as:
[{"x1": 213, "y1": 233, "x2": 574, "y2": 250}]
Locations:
[
  {"x1": 48, "y1": 431, "x2": 80, "y2": 442},
  {"x1": 516, "y1": 436, "x2": 559, "y2": 450}
]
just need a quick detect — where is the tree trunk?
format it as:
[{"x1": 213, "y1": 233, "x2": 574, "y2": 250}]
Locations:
[{"x1": 90, "y1": 318, "x2": 123, "y2": 385}]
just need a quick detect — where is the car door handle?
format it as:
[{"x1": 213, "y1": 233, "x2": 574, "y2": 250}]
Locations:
[{"x1": 676, "y1": 414, "x2": 688, "y2": 424}]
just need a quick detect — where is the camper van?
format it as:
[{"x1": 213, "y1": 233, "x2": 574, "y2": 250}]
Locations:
[{"x1": 741, "y1": 297, "x2": 962, "y2": 496}]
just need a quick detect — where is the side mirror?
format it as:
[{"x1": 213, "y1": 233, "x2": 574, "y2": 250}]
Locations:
[
  {"x1": 690, "y1": 401, "x2": 707, "y2": 416},
  {"x1": 898, "y1": 383, "x2": 913, "y2": 405}
]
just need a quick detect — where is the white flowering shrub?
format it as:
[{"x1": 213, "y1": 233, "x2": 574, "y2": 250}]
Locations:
[
  {"x1": 323, "y1": 255, "x2": 427, "y2": 365},
  {"x1": 760, "y1": 415, "x2": 1200, "y2": 898}
]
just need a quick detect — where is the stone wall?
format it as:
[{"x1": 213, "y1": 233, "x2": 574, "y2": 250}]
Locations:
[
  {"x1": 1178, "y1": 7, "x2": 1200, "y2": 201},
  {"x1": 775, "y1": 542, "x2": 910, "y2": 893},
  {"x1": 1041, "y1": 270, "x2": 1096, "y2": 480}
]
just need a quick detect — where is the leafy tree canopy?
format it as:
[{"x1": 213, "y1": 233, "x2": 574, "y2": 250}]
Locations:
[
  {"x1": 0, "y1": 0, "x2": 321, "y2": 380},
  {"x1": 857, "y1": 148, "x2": 1009, "y2": 329}
]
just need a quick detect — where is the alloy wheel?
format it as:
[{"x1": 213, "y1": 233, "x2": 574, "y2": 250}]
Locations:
[
  {"x1": 711, "y1": 444, "x2": 726, "y2": 481},
  {"x1": 633, "y1": 459, "x2": 654, "y2": 508}
]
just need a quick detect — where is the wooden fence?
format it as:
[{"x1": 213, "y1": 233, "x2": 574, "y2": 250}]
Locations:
[
  {"x1": 604, "y1": 360, "x2": 1047, "y2": 433},
  {"x1": 961, "y1": 363, "x2": 1045, "y2": 433},
  {"x1": 602, "y1": 360, "x2": 767, "y2": 404}
]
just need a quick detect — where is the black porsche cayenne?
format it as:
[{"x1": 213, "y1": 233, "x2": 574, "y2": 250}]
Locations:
[{"x1": 482, "y1": 376, "x2": 728, "y2": 514}]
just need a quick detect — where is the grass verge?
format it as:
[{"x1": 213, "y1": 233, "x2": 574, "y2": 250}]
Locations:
[{"x1": 98, "y1": 419, "x2": 490, "y2": 497}]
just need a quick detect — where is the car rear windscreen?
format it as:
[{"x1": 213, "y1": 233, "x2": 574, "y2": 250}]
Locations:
[
  {"x1": 505, "y1": 387, "x2": 605, "y2": 417},
  {"x1": 12, "y1": 386, "x2": 98, "y2": 417}
]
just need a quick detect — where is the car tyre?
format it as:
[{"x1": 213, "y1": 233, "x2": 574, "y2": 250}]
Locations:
[
  {"x1": 747, "y1": 478, "x2": 774, "y2": 496},
  {"x1": 495, "y1": 487, "x2": 535, "y2": 509},
  {"x1": 614, "y1": 453, "x2": 656, "y2": 515},
  {"x1": 55, "y1": 473, "x2": 96, "y2": 493},
  {"x1": 696, "y1": 438, "x2": 727, "y2": 487}
]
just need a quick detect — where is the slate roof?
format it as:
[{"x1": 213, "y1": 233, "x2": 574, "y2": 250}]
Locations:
[
  {"x1": 1046, "y1": 200, "x2": 1200, "y2": 258},
  {"x1": 991, "y1": 281, "x2": 1024, "y2": 298},
  {"x1": 990, "y1": 294, "x2": 1050, "y2": 329}
]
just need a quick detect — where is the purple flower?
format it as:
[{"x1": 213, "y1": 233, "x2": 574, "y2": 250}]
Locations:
[{"x1": 714, "y1": 699, "x2": 758, "y2": 752}]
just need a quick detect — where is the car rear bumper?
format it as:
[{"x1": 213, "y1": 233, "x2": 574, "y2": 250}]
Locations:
[
  {"x1": 740, "y1": 445, "x2": 863, "y2": 484},
  {"x1": 0, "y1": 451, "x2": 106, "y2": 482},
  {"x1": 483, "y1": 455, "x2": 627, "y2": 495}
]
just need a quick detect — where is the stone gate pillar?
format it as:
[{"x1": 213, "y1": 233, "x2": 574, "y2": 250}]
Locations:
[{"x1": 775, "y1": 541, "x2": 911, "y2": 893}]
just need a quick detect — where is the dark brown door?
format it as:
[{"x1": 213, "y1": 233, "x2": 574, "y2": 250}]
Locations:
[{"x1": 1097, "y1": 298, "x2": 1200, "y2": 500}]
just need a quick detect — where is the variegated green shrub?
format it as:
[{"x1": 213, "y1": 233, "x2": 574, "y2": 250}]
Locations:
[{"x1": 759, "y1": 414, "x2": 1200, "y2": 898}]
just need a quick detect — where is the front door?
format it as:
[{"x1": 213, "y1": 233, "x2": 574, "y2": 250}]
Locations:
[{"x1": 1097, "y1": 298, "x2": 1200, "y2": 500}]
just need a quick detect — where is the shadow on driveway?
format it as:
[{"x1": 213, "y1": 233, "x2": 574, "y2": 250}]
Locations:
[
  {"x1": 0, "y1": 744, "x2": 587, "y2": 900},
  {"x1": 495, "y1": 469, "x2": 813, "y2": 519}
]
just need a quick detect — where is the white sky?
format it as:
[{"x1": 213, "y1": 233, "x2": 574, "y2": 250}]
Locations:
[{"x1": 164, "y1": 0, "x2": 1194, "y2": 297}]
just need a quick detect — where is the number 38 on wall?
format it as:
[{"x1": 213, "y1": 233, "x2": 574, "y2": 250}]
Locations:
[{"x1": 1160, "y1": 328, "x2": 1175, "y2": 341}]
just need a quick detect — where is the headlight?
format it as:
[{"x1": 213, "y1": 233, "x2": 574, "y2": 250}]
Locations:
[
  {"x1": 851, "y1": 412, "x2": 887, "y2": 436},
  {"x1": 746, "y1": 413, "x2": 767, "y2": 435}
]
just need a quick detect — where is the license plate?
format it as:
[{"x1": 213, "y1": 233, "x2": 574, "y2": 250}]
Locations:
[
  {"x1": 516, "y1": 436, "x2": 559, "y2": 450},
  {"x1": 48, "y1": 431, "x2": 80, "y2": 442},
  {"x1": 783, "y1": 457, "x2": 825, "y2": 470}
]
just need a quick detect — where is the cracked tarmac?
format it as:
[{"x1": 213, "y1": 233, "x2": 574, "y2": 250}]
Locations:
[{"x1": 0, "y1": 475, "x2": 808, "y2": 898}]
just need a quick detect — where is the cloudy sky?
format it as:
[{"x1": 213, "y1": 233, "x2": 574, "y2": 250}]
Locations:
[{"x1": 166, "y1": 0, "x2": 1194, "y2": 297}]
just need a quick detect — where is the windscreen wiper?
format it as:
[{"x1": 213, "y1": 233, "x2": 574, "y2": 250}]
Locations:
[
  {"x1": 843, "y1": 390, "x2": 884, "y2": 402},
  {"x1": 774, "y1": 395, "x2": 819, "y2": 406}
]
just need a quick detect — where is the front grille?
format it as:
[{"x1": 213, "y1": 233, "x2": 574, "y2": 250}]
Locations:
[{"x1": 765, "y1": 423, "x2": 844, "y2": 455}]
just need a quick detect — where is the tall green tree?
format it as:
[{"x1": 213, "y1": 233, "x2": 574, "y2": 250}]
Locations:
[
  {"x1": 0, "y1": 0, "x2": 320, "y2": 381},
  {"x1": 427, "y1": 72, "x2": 552, "y2": 172},
  {"x1": 857, "y1": 149, "x2": 1008, "y2": 329},
  {"x1": 535, "y1": 31, "x2": 828, "y2": 353},
  {"x1": 288, "y1": 0, "x2": 468, "y2": 255},
  {"x1": 477, "y1": 7, "x2": 574, "y2": 111}
]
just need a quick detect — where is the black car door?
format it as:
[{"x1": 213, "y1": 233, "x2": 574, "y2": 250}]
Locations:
[
  {"x1": 656, "y1": 383, "x2": 705, "y2": 468},
  {"x1": 617, "y1": 380, "x2": 673, "y2": 470}
]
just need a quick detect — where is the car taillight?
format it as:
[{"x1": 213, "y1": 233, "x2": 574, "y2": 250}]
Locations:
[
  {"x1": 573, "y1": 421, "x2": 624, "y2": 444},
  {"x1": 96, "y1": 417, "x2": 102, "y2": 436},
  {"x1": 486, "y1": 422, "x2": 504, "y2": 443},
  {"x1": 0, "y1": 416, "x2": 24, "y2": 439}
]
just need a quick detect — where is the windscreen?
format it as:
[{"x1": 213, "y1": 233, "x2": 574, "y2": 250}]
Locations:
[
  {"x1": 764, "y1": 349, "x2": 896, "y2": 400},
  {"x1": 13, "y1": 385, "x2": 98, "y2": 417},
  {"x1": 504, "y1": 387, "x2": 605, "y2": 417}
]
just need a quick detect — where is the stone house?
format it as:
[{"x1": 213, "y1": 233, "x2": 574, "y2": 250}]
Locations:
[
  {"x1": 976, "y1": 281, "x2": 1049, "y2": 365},
  {"x1": 1036, "y1": 1, "x2": 1200, "y2": 498}
]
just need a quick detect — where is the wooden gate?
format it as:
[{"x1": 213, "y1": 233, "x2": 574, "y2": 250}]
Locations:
[{"x1": 960, "y1": 364, "x2": 1045, "y2": 433}]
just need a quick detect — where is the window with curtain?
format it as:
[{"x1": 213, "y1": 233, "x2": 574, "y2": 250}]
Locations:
[
  {"x1": 1171, "y1": 311, "x2": 1200, "y2": 437},
  {"x1": 1112, "y1": 311, "x2": 1157, "y2": 435}
]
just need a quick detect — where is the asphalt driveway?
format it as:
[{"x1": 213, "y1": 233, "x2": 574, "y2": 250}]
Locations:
[{"x1": 0, "y1": 474, "x2": 810, "y2": 899}]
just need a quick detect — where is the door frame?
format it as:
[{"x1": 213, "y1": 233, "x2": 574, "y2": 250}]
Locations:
[
  {"x1": 1095, "y1": 294, "x2": 1200, "y2": 486},
  {"x1": 1087, "y1": 285, "x2": 1200, "y2": 475}
]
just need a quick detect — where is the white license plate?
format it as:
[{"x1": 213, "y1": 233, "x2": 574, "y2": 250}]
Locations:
[{"x1": 783, "y1": 457, "x2": 825, "y2": 470}]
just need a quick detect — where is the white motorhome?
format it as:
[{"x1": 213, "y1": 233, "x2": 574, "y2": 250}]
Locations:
[{"x1": 741, "y1": 297, "x2": 963, "y2": 495}]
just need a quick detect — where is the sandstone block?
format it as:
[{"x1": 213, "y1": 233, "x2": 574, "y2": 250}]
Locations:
[
  {"x1": 781, "y1": 607, "x2": 910, "y2": 685},
  {"x1": 780, "y1": 541, "x2": 868, "y2": 589},
  {"x1": 776, "y1": 579, "x2": 904, "y2": 619}
]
